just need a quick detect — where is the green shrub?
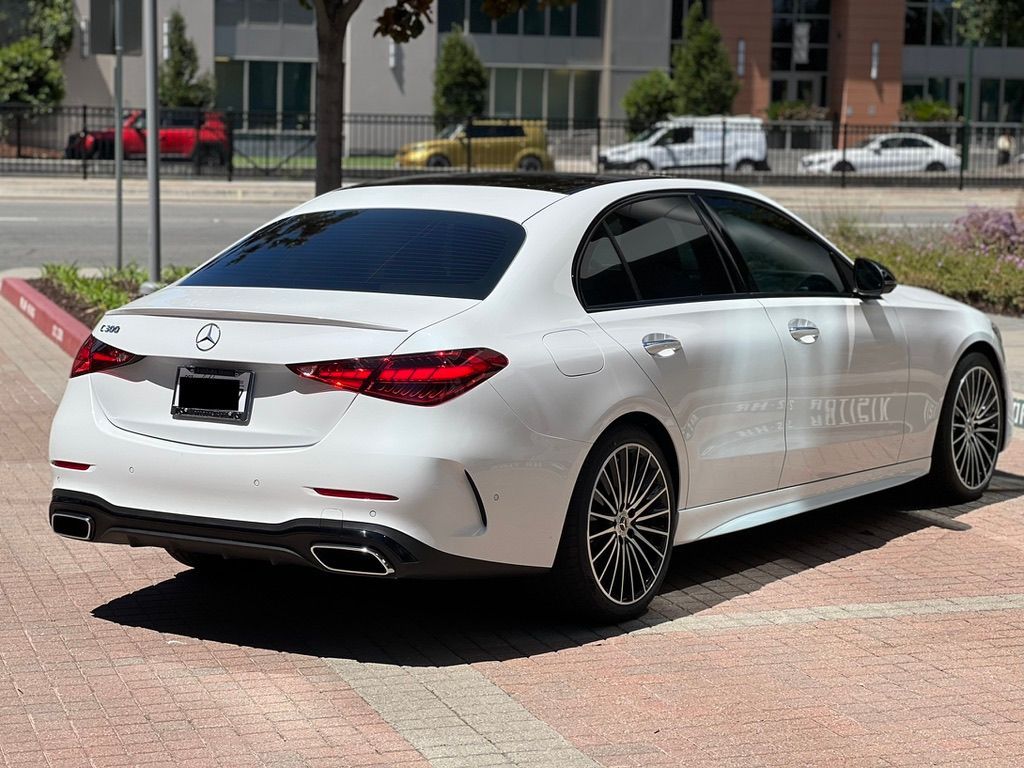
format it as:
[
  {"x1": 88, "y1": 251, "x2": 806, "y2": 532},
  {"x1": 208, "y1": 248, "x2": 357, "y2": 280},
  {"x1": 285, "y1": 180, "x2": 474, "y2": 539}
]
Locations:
[
  {"x1": 622, "y1": 70, "x2": 676, "y2": 136},
  {"x1": 0, "y1": 37, "x2": 64, "y2": 106},
  {"x1": 900, "y1": 98, "x2": 956, "y2": 122},
  {"x1": 671, "y1": 1, "x2": 738, "y2": 116},
  {"x1": 826, "y1": 210, "x2": 1024, "y2": 315},
  {"x1": 766, "y1": 100, "x2": 828, "y2": 121},
  {"x1": 433, "y1": 24, "x2": 487, "y2": 130}
]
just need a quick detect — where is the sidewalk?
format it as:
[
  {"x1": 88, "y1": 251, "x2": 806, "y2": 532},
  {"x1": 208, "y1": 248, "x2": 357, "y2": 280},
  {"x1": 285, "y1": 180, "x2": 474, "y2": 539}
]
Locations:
[
  {"x1": 1, "y1": 174, "x2": 1021, "y2": 211},
  {"x1": 3, "y1": 290, "x2": 1024, "y2": 766}
]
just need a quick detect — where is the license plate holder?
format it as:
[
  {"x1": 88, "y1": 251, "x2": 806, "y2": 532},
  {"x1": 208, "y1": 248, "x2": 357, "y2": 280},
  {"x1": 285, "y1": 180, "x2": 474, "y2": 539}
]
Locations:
[{"x1": 171, "y1": 366, "x2": 254, "y2": 424}]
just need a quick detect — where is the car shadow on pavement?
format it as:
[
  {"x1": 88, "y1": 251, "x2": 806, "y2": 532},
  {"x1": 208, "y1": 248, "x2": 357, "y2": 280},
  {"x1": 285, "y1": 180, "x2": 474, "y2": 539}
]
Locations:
[{"x1": 92, "y1": 470, "x2": 1024, "y2": 666}]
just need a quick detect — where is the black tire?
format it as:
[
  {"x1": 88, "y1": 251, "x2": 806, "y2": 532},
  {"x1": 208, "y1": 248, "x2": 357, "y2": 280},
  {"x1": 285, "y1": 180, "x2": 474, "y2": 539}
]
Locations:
[
  {"x1": 194, "y1": 145, "x2": 224, "y2": 167},
  {"x1": 734, "y1": 159, "x2": 756, "y2": 172},
  {"x1": 928, "y1": 352, "x2": 1003, "y2": 502},
  {"x1": 631, "y1": 159, "x2": 653, "y2": 172},
  {"x1": 517, "y1": 154, "x2": 543, "y2": 171},
  {"x1": 551, "y1": 425, "x2": 677, "y2": 623},
  {"x1": 426, "y1": 154, "x2": 451, "y2": 168},
  {"x1": 832, "y1": 160, "x2": 855, "y2": 173},
  {"x1": 926, "y1": 161, "x2": 947, "y2": 172}
]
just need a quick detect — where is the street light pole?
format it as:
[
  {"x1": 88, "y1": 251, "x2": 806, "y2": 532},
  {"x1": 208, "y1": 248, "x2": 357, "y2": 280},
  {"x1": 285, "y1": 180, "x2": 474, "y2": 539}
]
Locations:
[
  {"x1": 144, "y1": 0, "x2": 161, "y2": 282},
  {"x1": 963, "y1": 38, "x2": 975, "y2": 174},
  {"x1": 114, "y1": 0, "x2": 124, "y2": 269}
]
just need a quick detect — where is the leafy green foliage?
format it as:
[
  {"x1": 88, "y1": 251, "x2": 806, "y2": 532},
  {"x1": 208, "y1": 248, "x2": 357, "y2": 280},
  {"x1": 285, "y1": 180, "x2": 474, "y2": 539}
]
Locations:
[
  {"x1": 433, "y1": 25, "x2": 487, "y2": 129},
  {"x1": 954, "y1": 0, "x2": 1024, "y2": 44},
  {"x1": 827, "y1": 210, "x2": 1024, "y2": 316},
  {"x1": 26, "y1": 0, "x2": 73, "y2": 59},
  {"x1": 39, "y1": 263, "x2": 194, "y2": 325},
  {"x1": 900, "y1": 98, "x2": 957, "y2": 122},
  {"x1": 159, "y1": 10, "x2": 214, "y2": 109},
  {"x1": 0, "y1": 37, "x2": 64, "y2": 106},
  {"x1": 766, "y1": 100, "x2": 828, "y2": 121},
  {"x1": 622, "y1": 70, "x2": 676, "y2": 135},
  {"x1": 671, "y1": 1, "x2": 738, "y2": 116},
  {"x1": 0, "y1": 0, "x2": 72, "y2": 107}
]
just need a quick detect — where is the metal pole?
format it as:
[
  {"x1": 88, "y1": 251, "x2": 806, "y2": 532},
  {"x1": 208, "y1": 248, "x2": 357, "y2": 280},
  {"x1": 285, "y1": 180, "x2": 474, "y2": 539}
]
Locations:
[
  {"x1": 114, "y1": 0, "x2": 124, "y2": 269},
  {"x1": 962, "y1": 39, "x2": 974, "y2": 181},
  {"x1": 144, "y1": 0, "x2": 161, "y2": 282}
]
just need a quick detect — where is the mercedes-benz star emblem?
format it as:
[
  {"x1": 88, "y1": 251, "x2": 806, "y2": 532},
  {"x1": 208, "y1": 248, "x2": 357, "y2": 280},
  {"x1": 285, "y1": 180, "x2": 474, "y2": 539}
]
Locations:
[{"x1": 195, "y1": 323, "x2": 221, "y2": 351}]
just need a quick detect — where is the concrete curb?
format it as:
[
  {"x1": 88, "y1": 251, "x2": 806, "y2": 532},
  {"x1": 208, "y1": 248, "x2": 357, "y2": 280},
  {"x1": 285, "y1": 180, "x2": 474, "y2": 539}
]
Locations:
[{"x1": 1, "y1": 277, "x2": 90, "y2": 357}]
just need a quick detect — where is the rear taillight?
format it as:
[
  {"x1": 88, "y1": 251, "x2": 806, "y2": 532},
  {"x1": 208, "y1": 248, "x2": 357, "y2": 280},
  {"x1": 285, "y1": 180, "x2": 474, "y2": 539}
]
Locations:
[
  {"x1": 289, "y1": 348, "x2": 508, "y2": 406},
  {"x1": 70, "y1": 335, "x2": 142, "y2": 378}
]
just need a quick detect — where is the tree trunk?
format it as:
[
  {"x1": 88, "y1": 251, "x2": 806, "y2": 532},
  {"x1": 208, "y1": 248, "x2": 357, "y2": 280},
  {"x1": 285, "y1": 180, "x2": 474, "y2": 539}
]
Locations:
[{"x1": 314, "y1": 1, "x2": 361, "y2": 196}]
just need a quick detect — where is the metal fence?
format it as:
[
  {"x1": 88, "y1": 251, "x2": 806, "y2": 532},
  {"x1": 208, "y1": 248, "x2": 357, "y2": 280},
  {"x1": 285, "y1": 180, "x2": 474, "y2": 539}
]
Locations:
[{"x1": 2, "y1": 103, "x2": 1023, "y2": 187}]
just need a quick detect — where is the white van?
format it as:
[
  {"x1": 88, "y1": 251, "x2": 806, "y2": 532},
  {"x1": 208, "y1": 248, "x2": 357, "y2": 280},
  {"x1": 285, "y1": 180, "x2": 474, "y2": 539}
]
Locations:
[{"x1": 599, "y1": 116, "x2": 770, "y2": 172}]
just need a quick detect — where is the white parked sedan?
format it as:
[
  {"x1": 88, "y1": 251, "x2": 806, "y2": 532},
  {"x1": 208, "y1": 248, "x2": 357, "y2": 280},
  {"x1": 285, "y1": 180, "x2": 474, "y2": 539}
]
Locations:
[
  {"x1": 49, "y1": 174, "x2": 1009, "y2": 621},
  {"x1": 801, "y1": 132, "x2": 960, "y2": 174}
]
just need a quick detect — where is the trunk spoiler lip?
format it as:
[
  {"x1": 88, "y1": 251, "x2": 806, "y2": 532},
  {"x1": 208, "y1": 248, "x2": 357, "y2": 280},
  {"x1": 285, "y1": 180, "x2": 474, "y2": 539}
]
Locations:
[{"x1": 104, "y1": 306, "x2": 409, "y2": 333}]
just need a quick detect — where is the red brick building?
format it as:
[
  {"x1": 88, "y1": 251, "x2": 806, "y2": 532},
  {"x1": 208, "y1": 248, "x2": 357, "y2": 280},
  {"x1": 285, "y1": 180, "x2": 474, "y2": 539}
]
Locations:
[{"x1": 706, "y1": 0, "x2": 906, "y2": 125}]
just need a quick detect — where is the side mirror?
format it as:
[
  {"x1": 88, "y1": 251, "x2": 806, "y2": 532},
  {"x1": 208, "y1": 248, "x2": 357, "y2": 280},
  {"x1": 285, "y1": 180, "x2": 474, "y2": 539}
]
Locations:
[
  {"x1": 854, "y1": 258, "x2": 897, "y2": 297},
  {"x1": 872, "y1": 146, "x2": 882, "y2": 154}
]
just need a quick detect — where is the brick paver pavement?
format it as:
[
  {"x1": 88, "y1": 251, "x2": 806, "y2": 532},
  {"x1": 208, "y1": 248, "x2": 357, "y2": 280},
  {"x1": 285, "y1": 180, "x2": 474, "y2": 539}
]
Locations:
[{"x1": 2, "y1": 293, "x2": 1024, "y2": 767}]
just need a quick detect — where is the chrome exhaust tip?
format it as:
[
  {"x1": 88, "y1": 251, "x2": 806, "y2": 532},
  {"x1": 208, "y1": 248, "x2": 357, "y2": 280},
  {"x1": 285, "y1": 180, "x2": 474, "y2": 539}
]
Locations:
[
  {"x1": 51, "y1": 512, "x2": 93, "y2": 541},
  {"x1": 310, "y1": 544, "x2": 395, "y2": 576}
]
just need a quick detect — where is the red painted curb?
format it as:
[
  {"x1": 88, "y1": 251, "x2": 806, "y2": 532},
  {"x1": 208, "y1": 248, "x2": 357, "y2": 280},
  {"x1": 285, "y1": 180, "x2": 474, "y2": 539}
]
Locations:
[{"x1": 1, "y1": 277, "x2": 91, "y2": 358}]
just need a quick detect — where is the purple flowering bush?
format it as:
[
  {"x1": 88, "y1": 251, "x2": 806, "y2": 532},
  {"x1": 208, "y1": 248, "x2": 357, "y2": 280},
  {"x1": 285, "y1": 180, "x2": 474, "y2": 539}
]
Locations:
[{"x1": 827, "y1": 207, "x2": 1024, "y2": 315}]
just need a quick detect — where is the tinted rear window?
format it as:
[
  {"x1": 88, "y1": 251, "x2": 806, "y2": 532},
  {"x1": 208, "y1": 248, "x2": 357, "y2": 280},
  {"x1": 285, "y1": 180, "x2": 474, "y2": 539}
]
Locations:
[{"x1": 181, "y1": 208, "x2": 527, "y2": 299}]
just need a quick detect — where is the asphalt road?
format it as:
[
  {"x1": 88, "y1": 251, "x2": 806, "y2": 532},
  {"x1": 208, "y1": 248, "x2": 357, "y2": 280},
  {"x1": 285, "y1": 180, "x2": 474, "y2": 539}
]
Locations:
[
  {"x1": 0, "y1": 199, "x2": 295, "y2": 272},
  {"x1": 0, "y1": 196, "x2": 962, "y2": 272}
]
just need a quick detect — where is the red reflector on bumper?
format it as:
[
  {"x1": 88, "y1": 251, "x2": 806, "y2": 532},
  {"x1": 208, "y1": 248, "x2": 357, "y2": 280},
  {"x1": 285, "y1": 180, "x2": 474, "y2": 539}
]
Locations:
[
  {"x1": 311, "y1": 487, "x2": 398, "y2": 501},
  {"x1": 52, "y1": 461, "x2": 92, "y2": 471}
]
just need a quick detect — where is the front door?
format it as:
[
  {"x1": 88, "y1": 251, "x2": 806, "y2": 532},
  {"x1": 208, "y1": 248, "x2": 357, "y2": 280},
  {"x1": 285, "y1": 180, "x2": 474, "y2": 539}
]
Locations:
[
  {"x1": 576, "y1": 194, "x2": 788, "y2": 508},
  {"x1": 701, "y1": 194, "x2": 910, "y2": 487}
]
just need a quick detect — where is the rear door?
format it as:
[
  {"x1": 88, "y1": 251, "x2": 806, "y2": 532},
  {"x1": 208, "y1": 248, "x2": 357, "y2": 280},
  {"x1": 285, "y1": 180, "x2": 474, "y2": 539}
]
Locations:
[
  {"x1": 661, "y1": 127, "x2": 696, "y2": 169},
  {"x1": 577, "y1": 194, "x2": 788, "y2": 508},
  {"x1": 701, "y1": 194, "x2": 909, "y2": 487}
]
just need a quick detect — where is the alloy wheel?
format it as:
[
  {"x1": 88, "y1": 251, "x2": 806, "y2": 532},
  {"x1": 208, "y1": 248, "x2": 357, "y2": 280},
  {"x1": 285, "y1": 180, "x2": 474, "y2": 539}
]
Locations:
[
  {"x1": 951, "y1": 366, "x2": 1001, "y2": 491},
  {"x1": 586, "y1": 443, "x2": 672, "y2": 606}
]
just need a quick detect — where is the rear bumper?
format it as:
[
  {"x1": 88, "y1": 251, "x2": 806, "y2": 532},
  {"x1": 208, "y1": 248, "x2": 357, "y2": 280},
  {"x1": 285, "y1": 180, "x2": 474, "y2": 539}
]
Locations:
[{"x1": 49, "y1": 490, "x2": 544, "y2": 579}]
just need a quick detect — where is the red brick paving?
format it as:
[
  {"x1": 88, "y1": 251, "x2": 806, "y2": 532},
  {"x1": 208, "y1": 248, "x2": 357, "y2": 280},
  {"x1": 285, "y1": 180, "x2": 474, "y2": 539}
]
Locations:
[{"x1": 3, "y1": 294, "x2": 1024, "y2": 766}]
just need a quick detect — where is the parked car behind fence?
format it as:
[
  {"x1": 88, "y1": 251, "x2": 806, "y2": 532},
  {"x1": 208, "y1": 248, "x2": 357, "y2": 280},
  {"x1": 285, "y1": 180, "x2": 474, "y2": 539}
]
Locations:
[{"x1": 0, "y1": 103, "x2": 1021, "y2": 188}]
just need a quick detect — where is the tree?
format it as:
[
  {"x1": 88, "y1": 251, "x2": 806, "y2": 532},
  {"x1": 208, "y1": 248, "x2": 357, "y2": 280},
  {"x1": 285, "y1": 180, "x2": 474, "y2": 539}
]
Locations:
[
  {"x1": 621, "y1": 70, "x2": 675, "y2": 135},
  {"x1": 0, "y1": 37, "x2": 64, "y2": 106},
  {"x1": 304, "y1": 0, "x2": 577, "y2": 196},
  {"x1": 433, "y1": 25, "x2": 487, "y2": 129},
  {"x1": 954, "y1": 0, "x2": 1024, "y2": 43},
  {"x1": 671, "y1": 1, "x2": 738, "y2": 116},
  {"x1": 159, "y1": 10, "x2": 214, "y2": 109},
  {"x1": 0, "y1": 0, "x2": 72, "y2": 108}
]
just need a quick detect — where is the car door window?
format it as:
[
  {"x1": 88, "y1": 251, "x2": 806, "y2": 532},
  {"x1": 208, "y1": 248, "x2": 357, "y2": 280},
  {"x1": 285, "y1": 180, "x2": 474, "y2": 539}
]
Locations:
[
  {"x1": 879, "y1": 137, "x2": 902, "y2": 150},
  {"x1": 900, "y1": 137, "x2": 930, "y2": 148},
  {"x1": 702, "y1": 195, "x2": 845, "y2": 295},
  {"x1": 578, "y1": 196, "x2": 732, "y2": 308},
  {"x1": 578, "y1": 225, "x2": 638, "y2": 307}
]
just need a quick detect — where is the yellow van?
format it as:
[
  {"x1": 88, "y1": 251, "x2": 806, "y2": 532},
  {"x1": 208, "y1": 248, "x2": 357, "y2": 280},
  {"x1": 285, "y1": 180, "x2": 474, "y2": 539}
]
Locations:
[{"x1": 396, "y1": 120, "x2": 553, "y2": 171}]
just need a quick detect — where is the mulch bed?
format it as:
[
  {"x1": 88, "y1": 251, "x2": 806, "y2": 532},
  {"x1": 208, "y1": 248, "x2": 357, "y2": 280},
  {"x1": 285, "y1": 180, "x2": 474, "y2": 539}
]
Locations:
[
  {"x1": 0, "y1": 142, "x2": 63, "y2": 159},
  {"x1": 28, "y1": 278, "x2": 103, "y2": 328}
]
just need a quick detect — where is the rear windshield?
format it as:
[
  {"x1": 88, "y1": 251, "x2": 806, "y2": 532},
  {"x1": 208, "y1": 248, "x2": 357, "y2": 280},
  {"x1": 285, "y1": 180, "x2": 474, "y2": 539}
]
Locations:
[{"x1": 181, "y1": 208, "x2": 527, "y2": 300}]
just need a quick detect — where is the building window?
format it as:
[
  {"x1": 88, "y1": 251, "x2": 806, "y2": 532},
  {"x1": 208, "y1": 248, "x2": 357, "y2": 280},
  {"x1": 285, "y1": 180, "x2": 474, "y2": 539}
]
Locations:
[
  {"x1": 523, "y1": 4, "x2": 545, "y2": 34},
  {"x1": 248, "y1": 61, "x2": 278, "y2": 127},
  {"x1": 438, "y1": 0, "x2": 463, "y2": 32},
  {"x1": 672, "y1": 0, "x2": 713, "y2": 43},
  {"x1": 215, "y1": 60, "x2": 245, "y2": 114},
  {"x1": 1005, "y1": 80, "x2": 1024, "y2": 121},
  {"x1": 493, "y1": 68, "x2": 518, "y2": 116},
  {"x1": 902, "y1": 82, "x2": 925, "y2": 102},
  {"x1": 769, "y1": 0, "x2": 829, "y2": 106},
  {"x1": 549, "y1": 4, "x2": 572, "y2": 36},
  {"x1": 216, "y1": 59, "x2": 315, "y2": 129},
  {"x1": 469, "y1": 2, "x2": 492, "y2": 33},
  {"x1": 576, "y1": 0, "x2": 601, "y2": 36},
  {"x1": 282, "y1": 62, "x2": 312, "y2": 129},
  {"x1": 496, "y1": 11, "x2": 519, "y2": 34},
  {"x1": 488, "y1": 68, "x2": 600, "y2": 122},
  {"x1": 248, "y1": 0, "x2": 280, "y2": 24},
  {"x1": 521, "y1": 69, "x2": 544, "y2": 117}
]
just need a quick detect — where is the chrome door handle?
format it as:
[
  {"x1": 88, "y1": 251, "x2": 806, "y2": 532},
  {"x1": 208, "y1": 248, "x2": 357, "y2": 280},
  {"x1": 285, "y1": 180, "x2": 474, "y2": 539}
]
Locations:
[
  {"x1": 788, "y1": 319, "x2": 819, "y2": 344},
  {"x1": 642, "y1": 333, "x2": 682, "y2": 357}
]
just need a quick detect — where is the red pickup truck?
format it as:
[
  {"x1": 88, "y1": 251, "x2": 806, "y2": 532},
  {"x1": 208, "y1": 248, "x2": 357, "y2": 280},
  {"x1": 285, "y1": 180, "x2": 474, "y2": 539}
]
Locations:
[{"x1": 65, "y1": 109, "x2": 231, "y2": 166}]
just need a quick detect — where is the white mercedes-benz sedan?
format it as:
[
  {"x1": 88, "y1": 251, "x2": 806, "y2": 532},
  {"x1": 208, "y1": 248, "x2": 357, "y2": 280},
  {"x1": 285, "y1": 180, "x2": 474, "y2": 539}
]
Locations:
[{"x1": 49, "y1": 174, "x2": 1010, "y2": 621}]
